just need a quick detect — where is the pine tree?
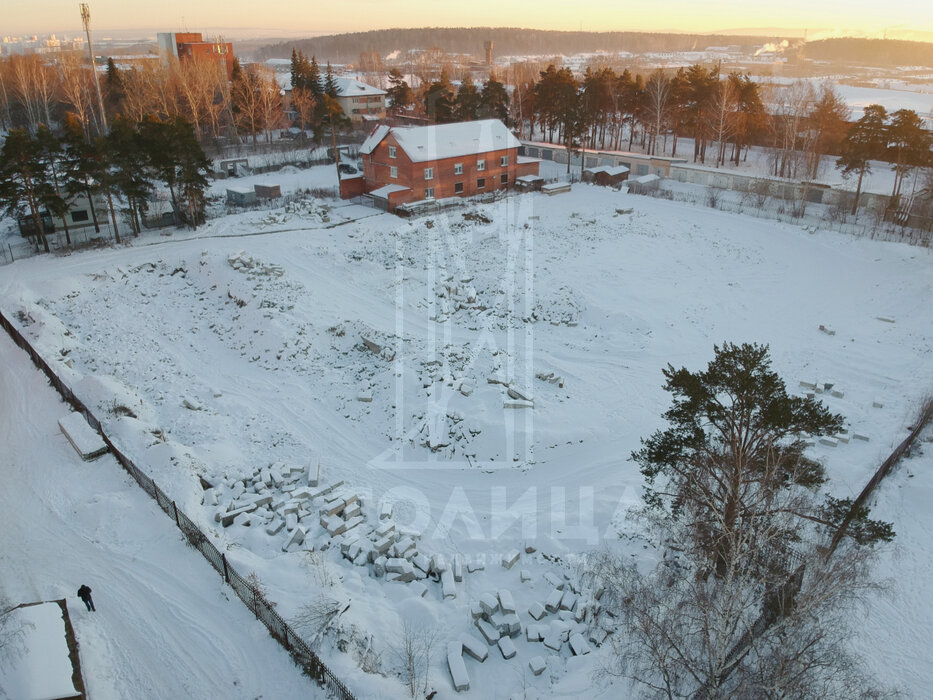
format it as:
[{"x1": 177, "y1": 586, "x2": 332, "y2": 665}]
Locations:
[
  {"x1": 478, "y1": 77, "x2": 509, "y2": 124},
  {"x1": 837, "y1": 104, "x2": 887, "y2": 215},
  {"x1": 0, "y1": 129, "x2": 55, "y2": 252},
  {"x1": 454, "y1": 77, "x2": 479, "y2": 121}
]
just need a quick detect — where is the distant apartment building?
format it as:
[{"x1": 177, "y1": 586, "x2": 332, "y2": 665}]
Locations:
[
  {"x1": 157, "y1": 32, "x2": 234, "y2": 79},
  {"x1": 333, "y1": 77, "x2": 387, "y2": 123}
]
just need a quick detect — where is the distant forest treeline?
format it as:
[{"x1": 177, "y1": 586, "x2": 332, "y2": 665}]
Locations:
[
  {"x1": 798, "y1": 39, "x2": 933, "y2": 67},
  {"x1": 258, "y1": 30, "x2": 933, "y2": 69},
  {"x1": 257, "y1": 28, "x2": 768, "y2": 63}
]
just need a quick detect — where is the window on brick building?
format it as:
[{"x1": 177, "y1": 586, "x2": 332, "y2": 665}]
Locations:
[
  {"x1": 501, "y1": 173, "x2": 508, "y2": 185},
  {"x1": 477, "y1": 178, "x2": 485, "y2": 189},
  {"x1": 477, "y1": 159, "x2": 485, "y2": 171},
  {"x1": 390, "y1": 166, "x2": 398, "y2": 179},
  {"x1": 388, "y1": 146, "x2": 397, "y2": 158},
  {"x1": 424, "y1": 167, "x2": 434, "y2": 180},
  {"x1": 425, "y1": 187, "x2": 435, "y2": 199},
  {"x1": 454, "y1": 163, "x2": 463, "y2": 175},
  {"x1": 500, "y1": 155, "x2": 508, "y2": 167},
  {"x1": 455, "y1": 182, "x2": 463, "y2": 193}
]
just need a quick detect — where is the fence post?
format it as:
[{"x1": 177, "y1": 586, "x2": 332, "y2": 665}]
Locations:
[
  {"x1": 283, "y1": 626, "x2": 289, "y2": 650},
  {"x1": 222, "y1": 553, "x2": 229, "y2": 582},
  {"x1": 173, "y1": 500, "x2": 180, "y2": 527}
]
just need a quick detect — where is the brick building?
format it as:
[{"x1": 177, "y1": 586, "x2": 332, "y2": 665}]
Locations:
[
  {"x1": 350, "y1": 119, "x2": 540, "y2": 211},
  {"x1": 157, "y1": 32, "x2": 235, "y2": 79},
  {"x1": 333, "y1": 77, "x2": 386, "y2": 123}
]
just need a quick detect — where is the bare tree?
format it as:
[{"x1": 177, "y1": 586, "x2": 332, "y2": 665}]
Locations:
[
  {"x1": 770, "y1": 81, "x2": 815, "y2": 179},
  {"x1": 394, "y1": 620, "x2": 439, "y2": 698},
  {"x1": 10, "y1": 54, "x2": 58, "y2": 132},
  {"x1": 643, "y1": 69, "x2": 671, "y2": 156},
  {"x1": 57, "y1": 51, "x2": 96, "y2": 140}
]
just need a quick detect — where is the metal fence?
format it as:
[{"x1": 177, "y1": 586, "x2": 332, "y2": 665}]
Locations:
[{"x1": 0, "y1": 308, "x2": 357, "y2": 700}]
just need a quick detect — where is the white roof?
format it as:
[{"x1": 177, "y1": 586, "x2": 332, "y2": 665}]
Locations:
[
  {"x1": 584, "y1": 165, "x2": 630, "y2": 176},
  {"x1": 516, "y1": 174, "x2": 544, "y2": 183},
  {"x1": 360, "y1": 125, "x2": 391, "y2": 155},
  {"x1": 226, "y1": 186, "x2": 254, "y2": 195},
  {"x1": 334, "y1": 77, "x2": 386, "y2": 97},
  {"x1": 634, "y1": 174, "x2": 660, "y2": 184},
  {"x1": 361, "y1": 119, "x2": 520, "y2": 163},
  {"x1": 369, "y1": 184, "x2": 410, "y2": 198}
]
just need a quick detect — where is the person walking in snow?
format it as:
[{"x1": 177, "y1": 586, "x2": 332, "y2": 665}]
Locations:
[{"x1": 77, "y1": 584, "x2": 95, "y2": 612}]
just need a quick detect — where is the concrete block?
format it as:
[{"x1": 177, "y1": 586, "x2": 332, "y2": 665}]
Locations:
[
  {"x1": 831, "y1": 390, "x2": 845, "y2": 398},
  {"x1": 375, "y1": 520, "x2": 395, "y2": 538},
  {"x1": 545, "y1": 589, "x2": 563, "y2": 613},
  {"x1": 462, "y1": 634, "x2": 488, "y2": 662},
  {"x1": 343, "y1": 502, "x2": 361, "y2": 519},
  {"x1": 873, "y1": 399, "x2": 884, "y2": 409},
  {"x1": 373, "y1": 536, "x2": 393, "y2": 555},
  {"x1": 470, "y1": 602, "x2": 484, "y2": 620},
  {"x1": 498, "y1": 636, "x2": 517, "y2": 659},
  {"x1": 412, "y1": 553, "x2": 432, "y2": 574},
  {"x1": 453, "y1": 555, "x2": 464, "y2": 582},
  {"x1": 501, "y1": 549, "x2": 521, "y2": 569},
  {"x1": 343, "y1": 515, "x2": 364, "y2": 534},
  {"x1": 468, "y1": 561, "x2": 485, "y2": 573},
  {"x1": 526, "y1": 625, "x2": 543, "y2": 642},
  {"x1": 819, "y1": 437, "x2": 838, "y2": 447},
  {"x1": 431, "y1": 554, "x2": 448, "y2": 573},
  {"x1": 559, "y1": 590, "x2": 577, "y2": 612},
  {"x1": 476, "y1": 618, "x2": 500, "y2": 644},
  {"x1": 320, "y1": 514, "x2": 346, "y2": 536},
  {"x1": 265, "y1": 519, "x2": 285, "y2": 536},
  {"x1": 441, "y1": 569, "x2": 457, "y2": 599},
  {"x1": 520, "y1": 569, "x2": 532, "y2": 583},
  {"x1": 543, "y1": 633, "x2": 562, "y2": 652},
  {"x1": 853, "y1": 433, "x2": 870, "y2": 442},
  {"x1": 380, "y1": 501, "x2": 393, "y2": 520},
  {"x1": 373, "y1": 557, "x2": 386, "y2": 577},
  {"x1": 393, "y1": 537, "x2": 416, "y2": 558},
  {"x1": 529, "y1": 656, "x2": 546, "y2": 676},
  {"x1": 528, "y1": 602, "x2": 546, "y2": 620},
  {"x1": 498, "y1": 589, "x2": 516, "y2": 614},
  {"x1": 543, "y1": 572, "x2": 564, "y2": 589},
  {"x1": 282, "y1": 526, "x2": 305, "y2": 551},
  {"x1": 447, "y1": 644, "x2": 470, "y2": 692},
  {"x1": 479, "y1": 592, "x2": 499, "y2": 617},
  {"x1": 569, "y1": 633, "x2": 591, "y2": 656},
  {"x1": 409, "y1": 581, "x2": 428, "y2": 598}
]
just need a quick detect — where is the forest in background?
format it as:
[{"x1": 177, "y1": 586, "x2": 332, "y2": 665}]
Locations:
[{"x1": 257, "y1": 29, "x2": 933, "y2": 67}]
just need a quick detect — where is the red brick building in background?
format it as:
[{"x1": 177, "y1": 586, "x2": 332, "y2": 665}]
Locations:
[
  {"x1": 346, "y1": 119, "x2": 540, "y2": 211},
  {"x1": 157, "y1": 32, "x2": 235, "y2": 79}
]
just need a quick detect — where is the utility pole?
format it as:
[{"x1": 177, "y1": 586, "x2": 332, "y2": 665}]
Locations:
[{"x1": 80, "y1": 3, "x2": 108, "y2": 134}]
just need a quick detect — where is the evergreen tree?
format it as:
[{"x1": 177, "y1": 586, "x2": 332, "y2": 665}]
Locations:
[
  {"x1": 478, "y1": 77, "x2": 509, "y2": 124},
  {"x1": 104, "y1": 57, "x2": 125, "y2": 117},
  {"x1": 386, "y1": 68, "x2": 413, "y2": 109},
  {"x1": 35, "y1": 125, "x2": 73, "y2": 245},
  {"x1": 0, "y1": 129, "x2": 55, "y2": 252},
  {"x1": 887, "y1": 108, "x2": 929, "y2": 201},
  {"x1": 454, "y1": 77, "x2": 480, "y2": 121},
  {"x1": 836, "y1": 104, "x2": 887, "y2": 215},
  {"x1": 324, "y1": 62, "x2": 338, "y2": 98},
  {"x1": 423, "y1": 71, "x2": 455, "y2": 123},
  {"x1": 632, "y1": 342, "x2": 891, "y2": 578},
  {"x1": 61, "y1": 113, "x2": 103, "y2": 234},
  {"x1": 106, "y1": 115, "x2": 152, "y2": 235}
]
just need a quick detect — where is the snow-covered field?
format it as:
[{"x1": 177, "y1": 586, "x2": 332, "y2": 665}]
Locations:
[{"x1": 2, "y1": 172, "x2": 932, "y2": 698}]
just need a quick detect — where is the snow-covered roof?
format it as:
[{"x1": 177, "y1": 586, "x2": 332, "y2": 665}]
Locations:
[
  {"x1": 517, "y1": 155, "x2": 540, "y2": 164},
  {"x1": 516, "y1": 174, "x2": 544, "y2": 183},
  {"x1": 226, "y1": 186, "x2": 254, "y2": 195},
  {"x1": 360, "y1": 119, "x2": 520, "y2": 163},
  {"x1": 334, "y1": 77, "x2": 386, "y2": 97},
  {"x1": 584, "y1": 165, "x2": 630, "y2": 176},
  {"x1": 360, "y1": 125, "x2": 391, "y2": 155},
  {"x1": 368, "y1": 184, "x2": 410, "y2": 198},
  {"x1": 634, "y1": 174, "x2": 661, "y2": 184}
]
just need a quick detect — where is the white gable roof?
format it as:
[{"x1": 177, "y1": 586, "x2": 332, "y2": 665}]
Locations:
[
  {"x1": 334, "y1": 76, "x2": 386, "y2": 97},
  {"x1": 360, "y1": 119, "x2": 519, "y2": 163}
]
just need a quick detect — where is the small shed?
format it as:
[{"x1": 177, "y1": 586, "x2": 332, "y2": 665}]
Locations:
[
  {"x1": 628, "y1": 173, "x2": 661, "y2": 194},
  {"x1": 218, "y1": 158, "x2": 249, "y2": 177},
  {"x1": 254, "y1": 183, "x2": 282, "y2": 199},
  {"x1": 583, "y1": 165, "x2": 629, "y2": 187},
  {"x1": 366, "y1": 183, "x2": 410, "y2": 212},
  {"x1": 541, "y1": 182, "x2": 572, "y2": 196},
  {"x1": 226, "y1": 186, "x2": 257, "y2": 207},
  {"x1": 515, "y1": 175, "x2": 545, "y2": 192}
]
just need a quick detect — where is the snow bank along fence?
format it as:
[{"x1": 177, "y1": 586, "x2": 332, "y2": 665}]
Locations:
[{"x1": 0, "y1": 308, "x2": 357, "y2": 700}]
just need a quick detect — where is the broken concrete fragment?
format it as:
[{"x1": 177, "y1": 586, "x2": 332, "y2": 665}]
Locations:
[
  {"x1": 282, "y1": 526, "x2": 305, "y2": 551},
  {"x1": 501, "y1": 549, "x2": 520, "y2": 570},
  {"x1": 265, "y1": 519, "x2": 285, "y2": 536}
]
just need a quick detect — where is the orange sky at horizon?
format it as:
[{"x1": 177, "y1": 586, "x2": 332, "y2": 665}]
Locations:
[{"x1": 4, "y1": 0, "x2": 930, "y2": 39}]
